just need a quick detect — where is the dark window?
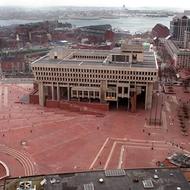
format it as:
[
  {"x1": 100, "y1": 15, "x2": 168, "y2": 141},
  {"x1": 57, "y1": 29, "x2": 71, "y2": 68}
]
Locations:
[
  {"x1": 132, "y1": 54, "x2": 137, "y2": 62},
  {"x1": 124, "y1": 87, "x2": 128, "y2": 94},
  {"x1": 118, "y1": 87, "x2": 122, "y2": 93},
  {"x1": 84, "y1": 91, "x2": 88, "y2": 96},
  {"x1": 95, "y1": 91, "x2": 99, "y2": 97},
  {"x1": 125, "y1": 56, "x2": 129, "y2": 62},
  {"x1": 89, "y1": 91, "x2": 94, "y2": 97}
]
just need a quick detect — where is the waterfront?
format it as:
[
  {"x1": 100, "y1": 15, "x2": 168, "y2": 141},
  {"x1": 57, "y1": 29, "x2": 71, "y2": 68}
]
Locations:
[
  {"x1": 63, "y1": 16, "x2": 172, "y2": 33},
  {"x1": 0, "y1": 16, "x2": 172, "y2": 34}
]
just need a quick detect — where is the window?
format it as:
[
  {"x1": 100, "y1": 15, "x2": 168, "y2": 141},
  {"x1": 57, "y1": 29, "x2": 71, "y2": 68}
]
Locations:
[
  {"x1": 89, "y1": 91, "x2": 94, "y2": 97},
  {"x1": 124, "y1": 87, "x2": 128, "y2": 94},
  {"x1": 125, "y1": 55, "x2": 129, "y2": 62},
  {"x1": 118, "y1": 87, "x2": 122, "y2": 94},
  {"x1": 132, "y1": 54, "x2": 137, "y2": 62},
  {"x1": 95, "y1": 91, "x2": 99, "y2": 97},
  {"x1": 84, "y1": 91, "x2": 88, "y2": 96}
]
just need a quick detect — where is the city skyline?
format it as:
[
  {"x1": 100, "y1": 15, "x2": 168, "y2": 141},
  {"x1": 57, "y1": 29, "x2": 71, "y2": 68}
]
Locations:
[{"x1": 0, "y1": 0, "x2": 190, "y2": 9}]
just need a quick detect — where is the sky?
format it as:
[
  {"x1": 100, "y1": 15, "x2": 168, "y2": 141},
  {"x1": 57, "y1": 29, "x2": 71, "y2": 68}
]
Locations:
[{"x1": 0, "y1": 0, "x2": 190, "y2": 9}]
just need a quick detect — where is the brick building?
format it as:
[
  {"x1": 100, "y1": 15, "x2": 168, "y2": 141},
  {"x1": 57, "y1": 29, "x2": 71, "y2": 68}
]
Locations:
[{"x1": 152, "y1": 24, "x2": 170, "y2": 38}]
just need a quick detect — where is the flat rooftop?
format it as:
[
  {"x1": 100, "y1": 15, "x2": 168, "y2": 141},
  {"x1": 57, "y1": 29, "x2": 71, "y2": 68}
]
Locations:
[
  {"x1": 32, "y1": 50, "x2": 157, "y2": 69},
  {"x1": 5, "y1": 168, "x2": 190, "y2": 190}
]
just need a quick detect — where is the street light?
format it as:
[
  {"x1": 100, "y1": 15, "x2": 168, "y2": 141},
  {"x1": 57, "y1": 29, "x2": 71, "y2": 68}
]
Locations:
[{"x1": 155, "y1": 92, "x2": 159, "y2": 125}]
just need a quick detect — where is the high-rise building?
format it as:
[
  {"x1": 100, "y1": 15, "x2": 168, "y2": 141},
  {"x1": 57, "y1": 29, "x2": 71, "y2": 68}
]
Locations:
[
  {"x1": 170, "y1": 15, "x2": 190, "y2": 47},
  {"x1": 184, "y1": 31, "x2": 190, "y2": 49}
]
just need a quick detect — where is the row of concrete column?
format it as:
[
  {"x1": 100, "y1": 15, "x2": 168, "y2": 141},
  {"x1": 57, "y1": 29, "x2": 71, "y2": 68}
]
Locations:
[
  {"x1": 38, "y1": 82, "x2": 153, "y2": 110},
  {"x1": 38, "y1": 82, "x2": 70, "y2": 106}
]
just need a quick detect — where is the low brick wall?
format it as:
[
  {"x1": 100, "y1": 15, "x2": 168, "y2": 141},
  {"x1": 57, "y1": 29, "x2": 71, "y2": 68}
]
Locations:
[
  {"x1": 30, "y1": 97, "x2": 109, "y2": 112},
  {"x1": 59, "y1": 101, "x2": 79, "y2": 112},
  {"x1": 29, "y1": 94, "x2": 39, "y2": 104},
  {"x1": 46, "y1": 99, "x2": 109, "y2": 112},
  {"x1": 60, "y1": 100, "x2": 109, "y2": 112},
  {"x1": 46, "y1": 100, "x2": 60, "y2": 108}
]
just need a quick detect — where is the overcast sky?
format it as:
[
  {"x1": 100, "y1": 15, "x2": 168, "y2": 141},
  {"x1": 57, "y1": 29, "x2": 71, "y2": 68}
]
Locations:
[{"x1": 0, "y1": 0, "x2": 190, "y2": 9}]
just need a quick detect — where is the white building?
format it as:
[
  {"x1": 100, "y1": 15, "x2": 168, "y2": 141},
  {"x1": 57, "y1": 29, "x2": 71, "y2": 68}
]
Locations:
[
  {"x1": 31, "y1": 40, "x2": 158, "y2": 111},
  {"x1": 164, "y1": 39, "x2": 190, "y2": 69}
]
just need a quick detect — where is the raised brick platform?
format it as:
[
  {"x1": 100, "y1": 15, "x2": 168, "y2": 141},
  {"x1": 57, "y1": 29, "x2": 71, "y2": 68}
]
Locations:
[{"x1": 46, "y1": 99, "x2": 109, "y2": 112}]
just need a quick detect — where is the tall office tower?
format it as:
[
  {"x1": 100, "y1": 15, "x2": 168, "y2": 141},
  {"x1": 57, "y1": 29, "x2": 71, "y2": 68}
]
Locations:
[
  {"x1": 184, "y1": 31, "x2": 190, "y2": 49},
  {"x1": 170, "y1": 15, "x2": 190, "y2": 47}
]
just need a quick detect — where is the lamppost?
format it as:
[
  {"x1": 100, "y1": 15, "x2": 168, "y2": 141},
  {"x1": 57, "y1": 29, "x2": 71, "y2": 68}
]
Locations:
[
  {"x1": 155, "y1": 92, "x2": 159, "y2": 125},
  {"x1": 159, "y1": 94, "x2": 164, "y2": 126}
]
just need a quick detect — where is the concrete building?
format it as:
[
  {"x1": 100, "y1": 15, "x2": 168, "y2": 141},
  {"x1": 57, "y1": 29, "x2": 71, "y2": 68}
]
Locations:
[
  {"x1": 184, "y1": 31, "x2": 190, "y2": 49},
  {"x1": 31, "y1": 40, "x2": 158, "y2": 111},
  {"x1": 158, "y1": 15, "x2": 190, "y2": 69},
  {"x1": 184, "y1": 10, "x2": 190, "y2": 15},
  {"x1": 170, "y1": 15, "x2": 190, "y2": 47},
  {"x1": 164, "y1": 39, "x2": 190, "y2": 69}
]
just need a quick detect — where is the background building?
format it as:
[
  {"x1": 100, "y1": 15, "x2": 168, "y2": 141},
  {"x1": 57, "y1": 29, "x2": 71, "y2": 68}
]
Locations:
[
  {"x1": 164, "y1": 39, "x2": 190, "y2": 69},
  {"x1": 170, "y1": 15, "x2": 190, "y2": 47},
  {"x1": 151, "y1": 24, "x2": 170, "y2": 38},
  {"x1": 184, "y1": 31, "x2": 190, "y2": 49}
]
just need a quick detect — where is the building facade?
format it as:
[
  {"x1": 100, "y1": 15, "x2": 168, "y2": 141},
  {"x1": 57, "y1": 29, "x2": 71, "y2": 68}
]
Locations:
[
  {"x1": 31, "y1": 40, "x2": 158, "y2": 111},
  {"x1": 152, "y1": 24, "x2": 170, "y2": 38},
  {"x1": 170, "y1": 15, "x2": 190, "y2": 47},
  {"x1": 164, "y1": 39, "x2": 190, "y2": 69},
  {"x1": 184, "y1": 31, "x2": 190, "y2": 49},
  {"x1": 0, "y1": 55, "x2": 28, "y2": 74}
]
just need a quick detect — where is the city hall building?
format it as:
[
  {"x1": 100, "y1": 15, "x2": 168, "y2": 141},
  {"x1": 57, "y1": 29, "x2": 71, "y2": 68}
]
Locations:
[{"x1": 31, "y1": 40, "x2": 158, "y2": 111}]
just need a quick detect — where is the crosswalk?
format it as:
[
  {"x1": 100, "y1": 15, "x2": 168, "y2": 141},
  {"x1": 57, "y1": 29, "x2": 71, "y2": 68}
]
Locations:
[{"x1": 90, "y1": 137, "x2": 188, "y2": 170}]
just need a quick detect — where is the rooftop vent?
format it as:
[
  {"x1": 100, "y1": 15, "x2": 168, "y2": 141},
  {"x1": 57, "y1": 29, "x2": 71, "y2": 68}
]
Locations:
[
  {"x1": 99, "y1": 178, "x2": 104, "y2": 183},
  {"x1": 17, "y1": 181, "x2": 35, "y2": 190},
  {"x1": 153, "y1": 174, "x2": 159, "y2": 179},
  {"x1": 50, "y1": 178, "x2": 56, "y2": 184},
  {"x1": 105, "y1": 169, "x2": 126, "y2": 177},
  {"x1": 142, "y1": 179, "x2": 154, "y2": 189},
  {"x1": 40, "y1": 179, "x2": 47, "y2": 186},
  {"x1": 133, "y1": 178, "x2": 139, "y2": 183},
  {"x1": 84, "y1": 183, "x2": 94, "y2": 190}
]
